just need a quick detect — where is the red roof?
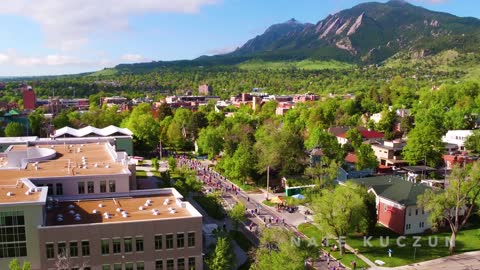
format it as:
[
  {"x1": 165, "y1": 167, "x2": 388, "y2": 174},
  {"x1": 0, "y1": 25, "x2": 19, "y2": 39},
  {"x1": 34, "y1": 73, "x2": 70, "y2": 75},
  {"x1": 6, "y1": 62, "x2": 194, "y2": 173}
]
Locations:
[{"x1": 345, "y1": 152, "x2": 358, "y2": 163}]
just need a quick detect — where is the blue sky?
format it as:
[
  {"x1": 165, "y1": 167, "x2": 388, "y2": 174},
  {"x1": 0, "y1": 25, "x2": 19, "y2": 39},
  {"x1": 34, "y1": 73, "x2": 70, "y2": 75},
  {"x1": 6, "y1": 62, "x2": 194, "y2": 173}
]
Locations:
[{"x1": 0, "y1": 0, "x2": 477, "y2": 76}]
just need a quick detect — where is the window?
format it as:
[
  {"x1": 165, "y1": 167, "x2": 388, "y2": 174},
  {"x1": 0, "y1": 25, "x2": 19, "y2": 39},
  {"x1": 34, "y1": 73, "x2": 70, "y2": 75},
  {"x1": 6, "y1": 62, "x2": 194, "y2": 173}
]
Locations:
[
  {"x1": 101, "y1": 239, "x2": 109, "y2": 255},
  {"x1": 419, "y1": 222, "x2": 425, "y2": 228},
  {"x1": 178, "y1": 258, "x2": 185, "y2": 270},
  {"x1": 136, "y1": 262, "x2": 144, "y2": 270},
  {"x1": 84, "y1": 268, "x2": 91, "y2": 270},
  {"x1": 408, "y1": 208, "x2": 412, "y2": 216},
  {"x1": 124, "y1": 237, "x2": 132, "y2": 253},
  {"x1": 406, "y1": 224, "x2": 411, "y2": 230},
  {"x1": 109, "y1": 180, "x2": 116, "y2": 192},
  {"x1": 422, "y1": 208, "x2": 425, "y2": 215},
  {"x1": 69, "y1": 241, "x2": 78, "y2": 257},
  {"x1": 81, "y1": 241, "x2": 90, "y2": 256},
  {"x1": 125, "y1": 262, "x2": 134, "y2": 270},
  {"x1": 47, "y1": 184, "x2": 53, "y2": 195},
  {"x1": 188, "y1": 257, "x2": 196, "y2": 270},
  {"x1": 113, "y1": 264, "x2": 122, "y2": 270},
  {"x1": 155, "y1": 235, "x2": 162, "y2": 250},
  {"x1": 78, "y1": 182, "x2": 85, "y2": 194},
  {"x1": 383, "y1": 204, "x2": 387, "y2": 212},
  {"x1": 135, "y1": 237, "x2": 144, "y2": 252},
  {"x1": 166, "y1": 234, "x2": 174, "y2": 249},
  {"x1": 415, "y1": 209, "x2": 418, "y2": 215},
  {"x1": 166, "y1": 259, "x2": 174, "y2": 270},
  {"x1": 100, "y1": 180, "x2": 107, "y2": 193},
  {"x1": 46, "y1": 243, "x2": 54, "y2": 259},
  {"x1": 87, "y1": 181, "x2": 94, "y2": 193},
  {"x1": 187, "y1": 232, "x2": 195, "y2": 247},
  {"x1": 113, "y1": 238, "x2": 121, "y2": 254},
  {"x1": 56, "y1": 183, "x2": 63, "y2": 195},
  {"x1": 102, "y1": 265, "x2": 110, "y2": 270},
  {"x1": 177, "y1": 233, "x2": 184, "y2": 248},
  {"x1": 155, "y1": 260, "x2": 163, "y2": 270},
  {"x1": 58, "y1": 242, "x2": 66, "y2": 256}
]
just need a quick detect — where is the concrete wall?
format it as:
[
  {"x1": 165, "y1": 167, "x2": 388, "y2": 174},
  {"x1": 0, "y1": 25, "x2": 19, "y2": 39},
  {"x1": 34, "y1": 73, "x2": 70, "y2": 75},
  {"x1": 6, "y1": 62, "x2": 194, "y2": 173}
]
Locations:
[
  {"x1": 31, "y1": 173, "x2": 131, "y2": 196},
  {"x1": 38, "y1": 216, "x2": 203, "y2": 270}
]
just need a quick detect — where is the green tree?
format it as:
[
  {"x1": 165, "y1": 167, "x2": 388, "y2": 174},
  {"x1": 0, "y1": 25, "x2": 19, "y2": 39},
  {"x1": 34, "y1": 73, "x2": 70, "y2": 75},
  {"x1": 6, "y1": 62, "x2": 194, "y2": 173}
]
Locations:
[
  {"x1": 208, "y1": 236, "x2": 235, "y2": 270},
  {"x1": 252, "y1": 228, "x2": 318, "y2": 270},
  {"x1": 355, "y1": 144, "x2": 378, "y2": 171},
  {"x1": 28, "y1": 108, "x2": 46, "y2": 136},
  {"x1": 345, "y1": 128, "x2": 363, "y2": 149},
  {"x1": 312, "y1": 182, "x2": 367, "y2": 255},
  {"x1": 465, "y1": 130, "x2": 480, "y2": 153},
  {"x1": 305, "y1": 127, "x2": 344, "y2": 162},
  {"x1": 402, "y1": 125, "x2": 444, "y2": 167},
  {"x1": 151, "y1": 157, "x2": 159, "y2": 172},
  {"x1": 228, "y1": 203, "x2": 246, "y2": 230},
  {"x1": 197, "y1": 126, "x2": 224, "y2": 159},
  {"x1": 9, "y1": 258, "x2": 31, "y2": 270},
  {"x1": 376, "y1": 108, "x2": 397, "y2": 136},
  {"x1": 5, "y1": 122, "x2": 24, "y2": 137},
  {"x1": 52, "y1": 109, "x2": 72, "y2": 129},
  {"x1": 157, "y1": 102, "x2": 173, "y2": 121},
  {"x1": 122, "y1": 103, "x2": 160, "y2": 151},
  {"x1": 418, "y1": 163, "x2": 480, "y2": 254},
  {"x1": 168, "y1": 157, "x2": 177, "y2": 172},
  {"x1": 220, "y1": 139, "x2": 257, "y2": 184}
]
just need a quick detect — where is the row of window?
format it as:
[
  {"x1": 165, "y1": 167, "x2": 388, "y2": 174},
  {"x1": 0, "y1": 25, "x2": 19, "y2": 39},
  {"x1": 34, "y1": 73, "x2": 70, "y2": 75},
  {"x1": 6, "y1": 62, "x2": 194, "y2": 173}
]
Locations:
[
  {"x1": 103, "y1": 262, "x2": 144, "y2": 270},
  {"x1": 78, "y1": 180, "x2": 116, "y2": 194},
  {"x1": 155, "y1": 257, "x2": 196, "y2": 270},
  {"x1": 46, "y1": 241, "x2": 90, "y2": 259},
  {"x1": 405, "y1": 222, "x2": 425, "y2": 230},
  {"x1": 0, "y1": 212, "x2": 27, "y2": 258},
  {"x1": 100, "y1": 233, "x2": 195, "y2": 255},
  {"x1": 408, "y1": 208, "x2": 425, "y2": 216}
]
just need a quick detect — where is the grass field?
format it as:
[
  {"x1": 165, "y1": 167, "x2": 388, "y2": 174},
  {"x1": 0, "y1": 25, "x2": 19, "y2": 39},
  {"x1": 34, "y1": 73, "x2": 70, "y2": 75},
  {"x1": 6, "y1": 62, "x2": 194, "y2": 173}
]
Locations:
[
  {"x1": 298, "y1": 223, "x2": 368, "y2": 269},
  {"x1": 299, "y1": 222, "x2": 480, "y2": 267},
  {"x1": 86, "y1": 68, "x2": 118, "y2": 76},
  {"x1": 237, "y1": 59, "x2": 354, "y2": 71}
]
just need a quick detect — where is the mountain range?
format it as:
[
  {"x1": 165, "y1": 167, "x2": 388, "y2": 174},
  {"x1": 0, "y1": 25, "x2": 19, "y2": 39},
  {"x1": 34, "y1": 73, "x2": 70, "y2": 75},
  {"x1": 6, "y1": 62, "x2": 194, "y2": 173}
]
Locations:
[{"x1": 110, "y1": 0, "x2": 480, "y2": 73}]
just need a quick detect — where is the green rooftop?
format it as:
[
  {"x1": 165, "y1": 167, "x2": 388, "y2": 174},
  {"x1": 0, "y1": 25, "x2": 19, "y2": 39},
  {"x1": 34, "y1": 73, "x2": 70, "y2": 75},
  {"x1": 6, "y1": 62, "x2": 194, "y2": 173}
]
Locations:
[{"x1": 347, "y1": 176, "x2": 432, "y2": 206}]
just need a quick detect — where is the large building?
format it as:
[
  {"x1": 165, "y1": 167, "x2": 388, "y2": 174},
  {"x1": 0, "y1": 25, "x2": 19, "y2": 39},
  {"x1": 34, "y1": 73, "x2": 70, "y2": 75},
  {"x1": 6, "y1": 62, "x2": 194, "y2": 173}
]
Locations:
[{"x1": 0, "y1": 140, "x2": 203, "y2": 270}]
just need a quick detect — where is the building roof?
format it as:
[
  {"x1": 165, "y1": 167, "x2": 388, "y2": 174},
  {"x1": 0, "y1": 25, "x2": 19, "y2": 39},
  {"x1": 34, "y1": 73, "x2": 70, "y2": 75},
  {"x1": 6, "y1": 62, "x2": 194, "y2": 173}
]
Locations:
[
  {"x1": 348, "y1": 176, "x2": 432, "y2": 206},
  {"x1": 45, "y1": 193, "x2": 193, "y2": 226},
  {"x1": 401, "y1": 166, "x2": 436, "y2": 173},
  {"x1": 345, "y1": 152, "x2": 358, "y2": 163},
  {"x1": 0, "y1": 142, "x2": 127, "y2": 204},
  {"x1": 52, "y1": 125, "x2": 133, "y2": 138}
]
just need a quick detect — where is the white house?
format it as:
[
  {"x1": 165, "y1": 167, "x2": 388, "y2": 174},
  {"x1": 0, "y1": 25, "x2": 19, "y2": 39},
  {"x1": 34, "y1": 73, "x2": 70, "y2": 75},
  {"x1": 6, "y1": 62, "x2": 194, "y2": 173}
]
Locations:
[{"x1": 442, "y1": 130, "x2": 474, "y2": 151}]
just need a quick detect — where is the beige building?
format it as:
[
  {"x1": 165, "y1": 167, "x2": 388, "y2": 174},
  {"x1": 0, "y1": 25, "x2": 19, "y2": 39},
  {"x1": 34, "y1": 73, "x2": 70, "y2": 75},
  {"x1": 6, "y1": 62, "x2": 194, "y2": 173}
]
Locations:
[{"x1": 0, "y1": 140, "x2": 203, "y2": 270}]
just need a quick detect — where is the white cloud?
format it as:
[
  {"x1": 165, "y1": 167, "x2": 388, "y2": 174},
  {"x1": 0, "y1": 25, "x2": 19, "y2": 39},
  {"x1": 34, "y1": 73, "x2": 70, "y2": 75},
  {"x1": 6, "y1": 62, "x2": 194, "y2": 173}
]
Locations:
[
  {"x1": 0, "y1": 0, "x2": 220, "y2": 51},
  {"x1": 0, "y1": 49, "x2": 91, "y2": 67},
  {"x1": 205, "y1": 46, "x2": 237, "y2": 55},
  {"x1": 121, "y1": 54, "x2": 150, "y2": 62}
]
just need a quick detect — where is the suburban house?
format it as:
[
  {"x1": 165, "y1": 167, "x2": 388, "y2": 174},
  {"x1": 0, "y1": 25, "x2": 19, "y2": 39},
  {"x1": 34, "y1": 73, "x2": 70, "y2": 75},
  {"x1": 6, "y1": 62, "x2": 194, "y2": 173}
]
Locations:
[
  {"x1": 336, "y1": 128, "x2": 384, "y2": 145},
  {"x1": 442, "y1": 130, "x2": 473, "y2": 151},
  {"x1": 371, "y1": 140, "x2": 407, "y2": 167},
  {"x1": 443, "y1": 154, "x2": 477, "y2": 169},
  {"x1": 337, "y1": 152, "x2": 376, "y2": 180},
  {"x1": 345, "y1": 176, "x2": 433, "y2": 235}
]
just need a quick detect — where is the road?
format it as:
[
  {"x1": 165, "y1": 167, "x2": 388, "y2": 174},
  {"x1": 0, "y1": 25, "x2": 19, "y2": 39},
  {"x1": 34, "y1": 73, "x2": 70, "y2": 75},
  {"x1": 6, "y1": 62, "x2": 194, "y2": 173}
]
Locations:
[{"x1": 177, "y1": 157, "x2": 347, "y2": 270}]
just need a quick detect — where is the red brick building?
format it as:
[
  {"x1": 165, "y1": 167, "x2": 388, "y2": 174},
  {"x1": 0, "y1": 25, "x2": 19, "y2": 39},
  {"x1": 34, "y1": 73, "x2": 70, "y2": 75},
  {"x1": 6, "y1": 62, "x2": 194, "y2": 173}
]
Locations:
[{"x1": 22, "y1": 85, "x2": 36, "y2": 110}]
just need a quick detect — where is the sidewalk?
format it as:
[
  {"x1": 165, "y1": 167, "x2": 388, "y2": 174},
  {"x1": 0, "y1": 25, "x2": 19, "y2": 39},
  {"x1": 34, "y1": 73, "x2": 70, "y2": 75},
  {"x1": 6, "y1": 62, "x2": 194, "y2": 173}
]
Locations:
[{"x1": 377, "y1": 250, "x2": 480, "y2": 270}]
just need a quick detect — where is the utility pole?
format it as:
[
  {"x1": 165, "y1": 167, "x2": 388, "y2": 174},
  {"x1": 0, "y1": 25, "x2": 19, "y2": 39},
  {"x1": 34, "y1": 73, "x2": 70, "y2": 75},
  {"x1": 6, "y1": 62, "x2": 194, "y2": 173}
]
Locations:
[{"x1": 266, "y1": 165, "x2": 270, "y2": 200}]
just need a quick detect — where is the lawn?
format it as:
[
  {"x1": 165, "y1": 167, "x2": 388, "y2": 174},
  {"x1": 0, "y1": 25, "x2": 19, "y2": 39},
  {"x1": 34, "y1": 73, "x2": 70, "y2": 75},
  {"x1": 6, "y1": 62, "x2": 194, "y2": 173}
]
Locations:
[
  {"x1": 347, "y1": 226, "x2": 480, "y2": 267},
  {"x1": 298, "y1": 223, "x2": 368, "y2": 269},
  {"x1": 136, "y1": 170, "x2": 148, "y2": 178},
  {"x1": 237, "y1": 59, "x2": 354, "y2": 71},
  {"x1": 299, "y1": 222, "x2": 480, "y2": 267},
  {"x1": 262, "y1": 200, "x2": 276, "y2": 207}
]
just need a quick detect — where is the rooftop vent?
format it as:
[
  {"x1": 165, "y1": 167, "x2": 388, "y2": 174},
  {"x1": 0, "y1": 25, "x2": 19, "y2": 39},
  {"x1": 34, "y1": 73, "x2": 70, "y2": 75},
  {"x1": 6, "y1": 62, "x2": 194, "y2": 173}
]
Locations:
[
  {"x1": 35, "y1": 188, "x2": 42, "y2": 192},
  {"x1": 6, "y1": 192, "x2": 14, "y2": 196},
  {"x1": 74, "y1": 216, "x2": 82, "y2": 221},
  {"x1": 98, "y1": 203, "x2": 104, "y2": 208},
  {"x1": 69, "y1": 210, "x2": 75, "y2": 215},
  {"x1": 68, "y1": 204, "x2": 75, "y2": 209},
  {"x1": 139, "y1": 206, "x2": 145, "y2": 210},
  {"x1": 92, "y1": 209, "x2": 98, "y2": 214},
  {"x1": 116, "y1": 208, "x2": 123, "y2": 212},
  {"x1": 57, "y1": 217, "x2": 63, "y2": 222}
]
